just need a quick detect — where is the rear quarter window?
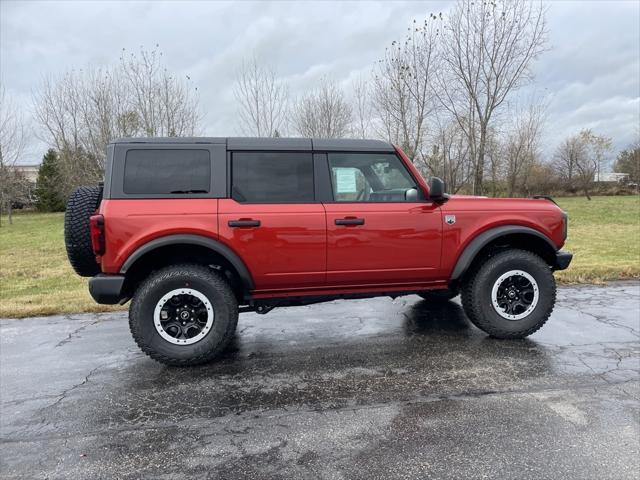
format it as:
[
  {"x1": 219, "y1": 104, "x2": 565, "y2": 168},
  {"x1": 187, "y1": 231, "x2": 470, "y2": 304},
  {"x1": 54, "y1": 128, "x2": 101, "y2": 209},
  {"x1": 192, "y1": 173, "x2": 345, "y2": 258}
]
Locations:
[{"x1": 123, "y1": 149, "x2": 210, "y2": 195}]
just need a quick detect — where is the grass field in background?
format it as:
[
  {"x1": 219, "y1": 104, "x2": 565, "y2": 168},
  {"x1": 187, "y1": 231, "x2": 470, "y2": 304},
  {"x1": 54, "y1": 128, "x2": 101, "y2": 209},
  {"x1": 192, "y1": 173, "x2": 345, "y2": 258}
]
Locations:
[
  {"x1": 1, "y1": 196, "x2": 639, "y2": 318},
  {"x1": 555, "y1": 196, "x2": 640, "y2": 283},
  {"x1": 0, "y1": 213, "x2": 123, "y2": 318}
]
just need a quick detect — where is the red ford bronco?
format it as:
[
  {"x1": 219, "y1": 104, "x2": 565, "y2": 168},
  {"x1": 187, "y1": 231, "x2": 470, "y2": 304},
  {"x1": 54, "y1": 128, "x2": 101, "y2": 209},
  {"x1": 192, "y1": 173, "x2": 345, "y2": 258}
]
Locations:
[{"x1": 64, "y1": 137, "x2": 572, "y2": 366}]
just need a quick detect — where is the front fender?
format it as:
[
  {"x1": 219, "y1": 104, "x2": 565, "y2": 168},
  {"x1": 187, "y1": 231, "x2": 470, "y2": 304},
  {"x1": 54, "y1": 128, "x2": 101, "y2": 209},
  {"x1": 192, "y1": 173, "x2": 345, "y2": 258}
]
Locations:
[{"x1": 449, "y1": 225, "x2": 558, "y2": 281}]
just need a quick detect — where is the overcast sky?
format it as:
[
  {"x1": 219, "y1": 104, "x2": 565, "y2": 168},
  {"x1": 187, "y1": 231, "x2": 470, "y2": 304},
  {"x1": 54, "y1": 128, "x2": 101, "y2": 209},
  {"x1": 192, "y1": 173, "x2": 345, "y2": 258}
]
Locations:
[{"x1": 1, "y1": 0, "x2": 639, "y2": 165}]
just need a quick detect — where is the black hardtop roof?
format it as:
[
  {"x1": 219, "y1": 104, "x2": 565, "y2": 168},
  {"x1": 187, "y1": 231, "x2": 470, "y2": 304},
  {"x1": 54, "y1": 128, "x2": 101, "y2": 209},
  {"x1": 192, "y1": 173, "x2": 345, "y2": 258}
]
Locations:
[{"x1": 110, "y1": 137, "x2": 395, "y2": 152}]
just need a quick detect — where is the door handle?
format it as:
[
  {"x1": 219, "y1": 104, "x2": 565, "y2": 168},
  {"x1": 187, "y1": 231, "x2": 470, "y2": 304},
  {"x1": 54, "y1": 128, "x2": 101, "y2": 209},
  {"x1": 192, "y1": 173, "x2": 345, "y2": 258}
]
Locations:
[
  {"x1": 335, "y1": 218, "x2": 365, "y2": 226},
  {"x1": 228, "y1": 219, "x2": 261, "y2": 228}
]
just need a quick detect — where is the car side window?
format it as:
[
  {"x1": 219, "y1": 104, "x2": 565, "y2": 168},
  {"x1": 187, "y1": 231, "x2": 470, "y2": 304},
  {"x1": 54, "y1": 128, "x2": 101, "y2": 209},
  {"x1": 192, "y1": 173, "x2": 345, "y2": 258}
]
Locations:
[
  {"x1": 328, "y1": 153, "x2": 418, "y2": 202},
  {"x1": 232, "y1": 152, "x2": 314, "y2": 203},
  {"x1": 123, "y1": 149, "x2": 210, "y2": 195}
]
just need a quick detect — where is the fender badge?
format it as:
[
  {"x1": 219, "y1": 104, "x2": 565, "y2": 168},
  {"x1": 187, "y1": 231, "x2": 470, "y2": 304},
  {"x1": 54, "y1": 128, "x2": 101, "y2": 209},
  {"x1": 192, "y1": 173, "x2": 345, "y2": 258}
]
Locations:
[{"x1": 445, "y1": 215, "x2": 456, "y2": 225}]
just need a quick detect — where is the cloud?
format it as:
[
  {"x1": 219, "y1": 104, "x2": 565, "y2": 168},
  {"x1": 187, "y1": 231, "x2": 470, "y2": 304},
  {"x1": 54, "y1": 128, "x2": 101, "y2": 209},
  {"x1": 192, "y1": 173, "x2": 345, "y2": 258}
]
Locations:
[
  {"x1": 532, "y1": 0, "x2": 640, "y2": 154},
  {"x1": 1, "y1": 0, "x2": 638, "y2": 164}
]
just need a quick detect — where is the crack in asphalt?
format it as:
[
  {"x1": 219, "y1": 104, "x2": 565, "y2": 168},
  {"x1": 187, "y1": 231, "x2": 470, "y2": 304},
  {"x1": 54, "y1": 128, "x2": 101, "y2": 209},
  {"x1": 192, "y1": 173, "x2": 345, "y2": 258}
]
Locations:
[
  {"x1": 1, "y1": 282, "x2": 639, "y2": 479},
  {"x1": 41, "y1": 365, "x2": 103, "y2": 411},
  {"x1": 34, "y1": 354, "x2": 123, "y2": 415},
  {"x1": 2, "y1": 379, "x2": 637, "y2": 444},
  {"x1": 557, "y1": 288, "x2": 640, "y2": 337},
  {"x1": 54, "y1": 318, "x2": 102, "y2": 347}
]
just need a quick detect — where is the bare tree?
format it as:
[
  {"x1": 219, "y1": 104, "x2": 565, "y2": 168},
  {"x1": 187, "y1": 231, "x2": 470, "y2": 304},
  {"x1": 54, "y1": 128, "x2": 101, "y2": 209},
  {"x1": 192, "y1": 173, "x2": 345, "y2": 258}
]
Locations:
[
  {"x1": 439, "y1": 0, "x2": 547, "y2": 195},
  {"x1": 234, "y1": 58, "x2": 289, "y2": 137},
  {"x1": 33, "y1": 47, "x2": 201, "y2": 199},
  {"x1": 34, "y1": 72, "x2": 110, "y2": 195},
  {"x1": 554, "y1": 129, "x2": 612, "y2": 200},
  {"x1": 0, "y1": 87, "x2": 30, "y2": 225},
  {"x1": 120, "y1": 48, "x2": 200, "y2": 137},
  {"x1": 525, "y1": 158, "x2": 557, "y2": 196},
  {"x1": 553, "y1": 135, "x2": 583, "y2": 191},
  {"x1": 373, "y1": 16, "x2": 441, "y2": 162},
  {"x1": 485, "y1": 128, "x2": 503, "y2": 197},
  {"x1": 576, "y1": 129, "x2": 612, "y2": 200},
  {"x1": 503, "y1": 103, "x2": 546, "y2": 196},
  {"x1": 292, "y1": 78, "x2": 352, "y2": 138},
  {"x1": 429, "y1": 116, "x2": 473, "y2": 193},
  {"x1": 352, "y1": 76, "x2": 372, "y2": 139}
]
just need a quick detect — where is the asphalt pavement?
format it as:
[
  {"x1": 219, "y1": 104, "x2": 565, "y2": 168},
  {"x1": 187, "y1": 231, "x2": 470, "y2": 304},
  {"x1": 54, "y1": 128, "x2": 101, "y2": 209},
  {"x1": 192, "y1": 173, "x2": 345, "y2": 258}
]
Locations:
[{"x1": 1, "y1": 282, "x2": 639, "y2": 479}]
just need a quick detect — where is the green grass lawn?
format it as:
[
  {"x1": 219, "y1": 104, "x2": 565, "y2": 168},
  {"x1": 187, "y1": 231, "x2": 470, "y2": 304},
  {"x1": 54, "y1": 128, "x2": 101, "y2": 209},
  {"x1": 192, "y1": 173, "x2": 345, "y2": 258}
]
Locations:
[
  {"x1": 555, "y1": 196, "x2": 640, "y2": 283},
  {"x1": 0, "y1": 213, "x2": 122, "y2": 318},
  {"x1": 1, "y1": 195, "x2": 639, "y2": 318}
]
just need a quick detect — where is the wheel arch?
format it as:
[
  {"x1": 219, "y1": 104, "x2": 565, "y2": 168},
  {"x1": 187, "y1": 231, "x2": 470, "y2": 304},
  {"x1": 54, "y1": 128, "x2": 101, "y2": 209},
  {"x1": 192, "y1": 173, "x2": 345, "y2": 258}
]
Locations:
[
  {"x1": 120, "y1": 234, "x2": 254, "y2": 299},
  {"x1": 450, "y1": 226, "x2": 558, "y2": 282}
]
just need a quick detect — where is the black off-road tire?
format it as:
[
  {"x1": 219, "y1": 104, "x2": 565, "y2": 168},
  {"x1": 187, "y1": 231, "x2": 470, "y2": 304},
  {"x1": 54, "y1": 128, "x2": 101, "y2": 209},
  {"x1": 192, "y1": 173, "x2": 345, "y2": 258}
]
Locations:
[
  {"x1": 418, "y1": 288, "x2": 459, "y2": 302},
  {"x1": 129, "y1": 264, "x2": 238, "y2": 366},
  {"x1": 64, "y1": 185, "x2": 103, "y2": 277},
  {"x1": 461, "y1": 249, "x2": 556, "y2": 339}
]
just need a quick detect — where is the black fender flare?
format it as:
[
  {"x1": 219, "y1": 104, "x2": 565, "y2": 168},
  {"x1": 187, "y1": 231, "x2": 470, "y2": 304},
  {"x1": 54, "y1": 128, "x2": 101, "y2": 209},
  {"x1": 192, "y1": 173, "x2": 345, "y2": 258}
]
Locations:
[
  {"x1": 120, "y1": 234, "x2": 254, "y2": 291},
  {"x1": 450, "y1": 225, "x2": 558, "y2": 281}
]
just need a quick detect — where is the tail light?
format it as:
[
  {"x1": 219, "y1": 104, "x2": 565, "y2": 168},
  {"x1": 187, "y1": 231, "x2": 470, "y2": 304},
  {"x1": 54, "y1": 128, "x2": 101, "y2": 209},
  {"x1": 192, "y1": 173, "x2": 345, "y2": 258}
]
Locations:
[{"x1": 89, "y1": 214, "x2": 105, "y2": 255}]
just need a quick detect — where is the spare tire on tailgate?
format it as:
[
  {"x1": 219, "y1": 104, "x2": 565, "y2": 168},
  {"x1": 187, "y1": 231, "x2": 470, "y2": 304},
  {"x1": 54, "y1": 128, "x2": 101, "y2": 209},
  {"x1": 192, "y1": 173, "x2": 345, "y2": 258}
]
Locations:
[{"x1": 64, "y1": 185, "x2": 103, "y2": 277}]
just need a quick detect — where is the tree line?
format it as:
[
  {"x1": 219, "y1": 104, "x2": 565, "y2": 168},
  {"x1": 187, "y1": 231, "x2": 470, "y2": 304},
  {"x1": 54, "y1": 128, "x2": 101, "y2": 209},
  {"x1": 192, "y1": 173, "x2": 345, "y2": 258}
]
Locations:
[{"x1": 1, "y1": 0, "x2": 638, "y2": 224}]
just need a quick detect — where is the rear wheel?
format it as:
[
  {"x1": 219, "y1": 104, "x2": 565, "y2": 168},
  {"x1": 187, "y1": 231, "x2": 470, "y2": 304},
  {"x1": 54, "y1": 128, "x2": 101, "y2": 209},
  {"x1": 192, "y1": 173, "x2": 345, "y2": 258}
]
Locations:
[
  {"x1": 461, "y1": 249, "x2": 555, "y2": 339},
  {"x1": 418, "y1": 288, "x2": 459, "y2": 302},
  {"x1": 129, "y1": 264, "x2": 238, "y2": 366}
]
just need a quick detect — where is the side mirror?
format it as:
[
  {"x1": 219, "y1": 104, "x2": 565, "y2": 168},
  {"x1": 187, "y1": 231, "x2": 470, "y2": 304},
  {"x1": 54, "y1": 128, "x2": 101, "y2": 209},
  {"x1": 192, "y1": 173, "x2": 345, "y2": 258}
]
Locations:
[
  {"x1": 405, "y1": 188, "x2": 419, "y2": 202},
  {"x1": 429, "y1": 177, "x2": 448, "y2": 203}
]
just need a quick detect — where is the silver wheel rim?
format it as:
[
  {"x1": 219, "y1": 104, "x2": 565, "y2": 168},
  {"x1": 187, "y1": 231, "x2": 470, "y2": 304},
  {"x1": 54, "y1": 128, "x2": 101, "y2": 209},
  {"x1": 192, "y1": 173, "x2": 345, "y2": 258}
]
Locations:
[
  {"x1": 153, "y1": 288, "x2": 214, "y2": 345},
  {"x1": 491, "y1": 270, "x2": 539, "y2": 321}
]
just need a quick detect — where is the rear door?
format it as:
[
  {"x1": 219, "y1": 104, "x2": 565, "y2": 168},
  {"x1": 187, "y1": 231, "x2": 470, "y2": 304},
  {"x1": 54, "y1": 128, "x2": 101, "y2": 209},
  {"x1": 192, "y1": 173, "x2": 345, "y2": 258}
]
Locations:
[
  {"x1": 321, "y1": 152, "x2": 442, "y2": 286},
  {"x1": 218, "y1": 150, "x2": 326, "y2": 291}
]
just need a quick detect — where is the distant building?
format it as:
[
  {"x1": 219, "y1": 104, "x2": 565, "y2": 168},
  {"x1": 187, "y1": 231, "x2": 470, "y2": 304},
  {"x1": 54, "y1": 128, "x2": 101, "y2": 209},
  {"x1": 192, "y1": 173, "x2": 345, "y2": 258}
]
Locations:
[
  {"x1": 8, "y1": 164, "x2": 40, "y2": 208},
  {"x1": 12, "y1": 164, "x2": 40, "y2": 183},
  {"x1": 594, "y1": 172, "x2": 630, "y2": 183}
]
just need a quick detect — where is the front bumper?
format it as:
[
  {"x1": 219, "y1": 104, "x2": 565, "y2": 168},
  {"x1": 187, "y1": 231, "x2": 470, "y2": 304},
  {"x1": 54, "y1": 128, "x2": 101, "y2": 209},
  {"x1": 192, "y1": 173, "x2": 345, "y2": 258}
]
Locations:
[
  {"x1": 553, "y1": 250, "x2": 573, "y2": 271},
  {"x1": 89, "y1": 274, "x2": 126, "y2": 304}
]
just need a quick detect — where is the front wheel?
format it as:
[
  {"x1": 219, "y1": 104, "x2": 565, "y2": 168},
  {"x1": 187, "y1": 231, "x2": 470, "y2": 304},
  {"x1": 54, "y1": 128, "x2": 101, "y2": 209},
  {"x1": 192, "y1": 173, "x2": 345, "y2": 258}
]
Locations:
[
  {"x1": 129, "y1": 264, "x2": 238, "y2": 366},
  {"x1": 461, "y1": 249, "x2": 556, "y2": 339}
]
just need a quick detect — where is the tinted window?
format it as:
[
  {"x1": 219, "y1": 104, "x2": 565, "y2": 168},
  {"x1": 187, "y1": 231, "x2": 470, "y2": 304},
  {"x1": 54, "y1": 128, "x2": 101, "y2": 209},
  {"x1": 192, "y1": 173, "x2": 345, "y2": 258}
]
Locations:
[
  {"x1": 328, "y1": 153, "x2": 417, "y2": 202},
  {"x1": 232, "y1": 152, "x2": 314, "y2": 203},
  {"x1": 124, "y1": 149, "x2": 210, "y2": 195}
]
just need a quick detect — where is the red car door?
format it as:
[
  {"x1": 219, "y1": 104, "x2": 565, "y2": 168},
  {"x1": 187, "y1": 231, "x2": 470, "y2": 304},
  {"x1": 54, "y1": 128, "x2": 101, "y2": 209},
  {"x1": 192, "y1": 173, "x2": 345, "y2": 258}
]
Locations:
[
  {"x1": 322, "y1": 152, "x2": 442, "y2": 286},
  {"x1": 218, "y1": 151, "x2": 326, "y2": 291}
]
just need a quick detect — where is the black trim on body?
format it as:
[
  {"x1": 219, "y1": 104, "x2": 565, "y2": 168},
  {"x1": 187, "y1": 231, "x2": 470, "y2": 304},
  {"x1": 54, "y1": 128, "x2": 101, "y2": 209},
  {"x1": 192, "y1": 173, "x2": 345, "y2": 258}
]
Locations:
[
  {"x1": 450, "y1": 226, "x2": 559, "y2": 281},
  {"x1": 89, "y1": 274, "x2": 126, "y2": 304},
  {"x1": 228, "y1": 138, "x2": 312, "y2": 151},
  {"x1": 110, "y1": 137, "x2": 395, "y2": 152},
  {"x1": 311, "y1": 138, "x2": 394, "y2": 152},
  {"x1": 111, "y1": 137, "x2": 226, "y2": 144},
  {"x1": 335, "y1": 218, "x2": 365, "y2": 226},
  {"x1": 119, "y1": 234, "x2": 255, "y2": 290},
  {"x1": 103, "y1": 144, "x2": 115, "y2": 199},
  {"x1": 532, "y1": 195, "x2": 559, "y2": 206},
  {"x1": 313, "y1": 153, "x2": 333, "y2": 202},
  {"x1": 228, "y1": 220, "x2": 261, "y2": 228},
  {"x1": 242, "y1": 289, "x2": 437, "y2": 312},
  {"x1": 554, "y1": 250, "x2": 573, "y2": 270}
]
